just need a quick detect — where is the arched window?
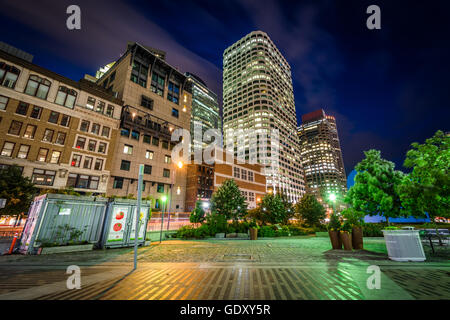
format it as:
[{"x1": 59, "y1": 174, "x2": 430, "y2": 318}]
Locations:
[
  {"x1": 0, "y1": 62, "x2": 20, "y2": 89},
  {"x1": 25, "y1": 75, "x2": 51, "y2": 99},
  {"x1": 55, "y1": 86, "x2": 77, "y2": 109}
]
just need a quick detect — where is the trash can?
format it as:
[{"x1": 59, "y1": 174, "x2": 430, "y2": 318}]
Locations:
[{"x1": 382, "y1": 230, "x2": 426, "y2": 262}]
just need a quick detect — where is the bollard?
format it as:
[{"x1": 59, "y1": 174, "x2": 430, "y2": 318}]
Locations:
[{"x1": 8, "y1": 233, "x2": 18, "y2": 255}]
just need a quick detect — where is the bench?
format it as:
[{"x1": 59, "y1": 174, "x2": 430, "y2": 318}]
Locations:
[{"x1": 419, "y1": 229, "x2": 450, "y2": 253}]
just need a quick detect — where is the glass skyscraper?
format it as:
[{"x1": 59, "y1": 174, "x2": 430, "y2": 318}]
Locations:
[{"x1": 222, "y1": 31, "x2": 305, "y2": 203}]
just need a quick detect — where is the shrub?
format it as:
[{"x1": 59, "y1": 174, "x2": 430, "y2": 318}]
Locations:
[
  {"x1": 258, "y1": 225, "x2": 276, "y2": 237},
  {"x1": 174, "y1": 224, "x2": 212, "y2": 239},
  {"x1": 205, "y1": 213, "x2": 228, "y2": 234},
  {"x1": 362, "y1": 223, "x2": 386, "y2": 237},
  {"x1": 190, "y1": 201, "x2": 206, "y2": 224}
]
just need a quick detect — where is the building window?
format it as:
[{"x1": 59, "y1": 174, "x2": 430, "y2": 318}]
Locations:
[
  {"x1": 15, "y1": 102, "x2": 29, "y2": 115},
  {"x1": 83, "y1": 156, "x2": 93, "y2": 169},
  {"x1": 80, "y1": 120, "x2": 90, "y2": 132},
  {"x1": 30, "y1": 106, "x2": 42, "y2": 119},
  {"x1": 167, "y1": 81, "x2": 180, "y2": 104},
  {"x1": 37, "y1": 148, "x2": 48, "y2": 162},
  {"x1": 1, "y1": 142, "x2": 14, "y2": 157},
  {"x1": 98, "y1": 142, "x2": 107, "y2": 154},
  {"x1": 152, "y1": 136, "x2": 159, "y2": 146},
  {"x1": 163, "y1": 169, "x2": 170, "y2": 178},
  {"x1": 141, "y1": 95, "x2": 153, "y2": 110},
  {"x1": 50, "y1": 151, "x2": 61, "y2": 164},
  {"x1": 151, "y1": 72, "x2": 165, "y2": 96},
  {"x1": 164, "y1": 155, "x2": 171, "y2": 164},
  {"x1": 24, "y1": 75, "x2": 51, "y2": 99},
  {"x1": 144, "y1": 165, "x2": 152, "y2": 174},
  {"x1": 248, "y1": 171, "x2": 254, "y2": 181},
  {"x1": 32, "y1": 169, "x2": 55, "y2": 186},
  {"x1": 94, "y1": 158, "x2": 103, "y2": 171},
  {"x1": 157, "y1": 183, "x2": 164, "y2": 193},
  {"x1": 123, "y1": 144, "x2": 133, "y2": 155},
  {"x1": 86, "y1": 97, "x2": 95, "y2": 110},
  {"x1": 23, "y1": 124, "x2": 36, "y2": 139},
  {"x1": 234, "y1": 167, "x2": 240, "y2": 178},
  {"x1": 241, "y1": 169, "x2": 247, "y2": 180},
  {"x1": 121, "y1": 128, "x2": 130, "y2": 137},
  {"x1": 145, "y1": 150, "x2": 153, "y2": 159},
  {"x1": 131, "y1": 130, "x2": 140, "y2": 140},
  {"x1": 75, "y1": 136, "x2": 86, "y2": 149},
  {"x1": 162, "y1": 140, "x2": 169, "y2": 149},
  {"x1": 171, "y1": 108, "x2": 179, "y2": 118},
  {"x1": 0, "y1": 95, "x2": 8, "y2": 110},
  {"x1": 106, "y1": 105, "x2": 114, "y2": 117},
  {"x1": 143, "y1": 134, "x2": 151, "y2": 144},
  {"x1": 91, "y1": 123, "x2": 100, "y2": 135},
  {"x1": 17, "y1": 145, "x2": 30, "y2": 159},
  {"x1": 96, "y1": 101, "x2": 105, "y2": 114},
  {"x1": 60, "y1": 114, "x2": 70, "y2": 127},
  {"x1": 120, "y1": 160, "x2": 131, "y2": 171},
  {"x1": 71, "y1": 154, "x2": 82, "y2": 167},
  {"x1": 48, "y1": 111, "x2": 59, "y2": 124},
  {"x1": 113, "y1": 177, "x2": 123, "y2": 189},
  {"x1": 88, "y1": 140, "x2": 97, "y2": 152},
  {"x1": 8, "y1": 120, "x2": 22, "y2": 135},
  {"x1": 55, "y1": 86, "x2": 77, "y2": 108},
  {"x1": 131, "y1": 60, "x2": 148, "y2": 87},
  {"x1": 101, "y1": 126, "x2": 110, "y2": 138},
  {"x1": 42, "y1": 129, "x2": 54, "y2": 142},
  {"x1": 67, "y1": 174, "x2": 99, "y2": 190},
  {"x1": 0, "y1": 63, "x2": 20, "y2": 88},
  {"x1": 55, "y1": 132, "x2": 66, "y2": 145}
]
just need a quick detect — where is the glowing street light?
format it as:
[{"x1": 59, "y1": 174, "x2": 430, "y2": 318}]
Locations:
[
  {"x1": 329, "y1": 193, "x2": 336, "y2": 202},
  {"x1": 177, "y1": 161, "x2": 183, "y2": 169}
]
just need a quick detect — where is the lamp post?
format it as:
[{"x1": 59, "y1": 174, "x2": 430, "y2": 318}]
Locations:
[
  {"x1": 159, "y1": 195, "x2": 167, "y2": 243},
  {"x1": 329, "y1": 193, "x2": 336, "y2": 215},
  {"x1": 167, "y1": 160, "x2": 183, "y2": 231},
  {"x1": 134, "y1": 164, "x2": 144, "y2": 271}
]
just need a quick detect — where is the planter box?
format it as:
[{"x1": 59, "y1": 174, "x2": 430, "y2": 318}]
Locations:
[
  {"x1": 339, "y1": 232, "x2": 353, "y2": 250},
  {"x1": 215, "y1": 233, "x2": 225, "y2": 238},
  {"x1": 144, "y1": 240, "x2": 151, "y2": 246},
  {"x1": 226, "y1": 233, "x2": 237, "y2": 238},
  {"x1": 237, "y1": 233, "x2": 248, "y2": 238},
  {"x1": 40, "y1": 243, "x2": 94, "y2": 255},
  {"x1": 382, "y1": 230, "x2": 426, "y2": 262}
]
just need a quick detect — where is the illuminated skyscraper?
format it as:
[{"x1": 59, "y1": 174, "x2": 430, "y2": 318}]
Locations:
[
  {"x1": 222, "y1": 31, "x2": 305, "y2": 202},
  {"x1": 185, "y1": 72, "x2": 221, "y2": 150},
  {"x1": 298, "y1": 109, "x2": 346, "y2": 198}
]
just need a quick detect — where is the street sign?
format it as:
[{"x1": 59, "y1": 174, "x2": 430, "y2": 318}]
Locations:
[{"x1": 0, "y1": 198, "x2": 6, "y2": 209}]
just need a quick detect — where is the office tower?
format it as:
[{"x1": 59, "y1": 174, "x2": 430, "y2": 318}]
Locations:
[
  {"x1": 0, "y1": 44, "x2": 122, "y2": 194},
  {"x1": 222, "y1": 31, "x2": 305, "y2": 203},
  {"x1": 185, "y1": 72, "x2": 221, "y2": 151},
  {"x1": 298, "y1": 109, "x2": 347, "y2": 198},
  {"x1": 96, "y1": 42, "x2": 192, "y2": 212}
]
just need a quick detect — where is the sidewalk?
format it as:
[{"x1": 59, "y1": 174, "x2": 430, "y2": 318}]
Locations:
[{"x1": 0, "y1": 237, "x2": 448, "y2": 300}]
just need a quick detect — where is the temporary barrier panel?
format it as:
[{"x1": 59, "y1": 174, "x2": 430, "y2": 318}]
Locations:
[
  {"x1": 101, "y1": 199, "x2": 151, "y2": 248},
  {"x1": 19, "y1": 194, "x2": 108, "y2": 254}
]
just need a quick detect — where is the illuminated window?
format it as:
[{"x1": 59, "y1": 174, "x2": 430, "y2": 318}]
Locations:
[{"x1": 24, "y1": 75, "x2": 51, "y2": 99}]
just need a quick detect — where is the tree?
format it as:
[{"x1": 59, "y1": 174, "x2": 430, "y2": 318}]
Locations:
[
  {"x1": 258, "y1": 193, "x2": 293, "y2": 225},
  {"x1": 295, "y1": 194, "x2": 326, "y2": 227},
  {"x1": 398, "y1": 130, "x2": 450, "y2": 220},
  {"x1": 0, "y1": 165, "x2": 37, "y2": 216},
  {"x1": 345, "y1": 149, "x2": 405, "y2": 225},
  {"x1": 210, "y1": 179, "x2": 247, "y2": 220},
  {"x1": 190, "y1": 201, "x2": 206, "y2": 224}
]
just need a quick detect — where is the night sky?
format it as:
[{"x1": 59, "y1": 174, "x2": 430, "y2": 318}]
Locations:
[{"x1": 1, "y1": 0, "x2": 449, "y2": 175}]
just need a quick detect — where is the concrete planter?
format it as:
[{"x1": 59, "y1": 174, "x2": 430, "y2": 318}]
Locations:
[
  {"x1": 215, "y1": 233, "x2": 225, "y2": 238},
  {"x1": 40, "y1": 243, "x2": 94, "y2": 255},
  {"x1": 226, "y1": 233, "x2": 237, "y2": 238},
  {"x1": 144, "y1": 240, "x2": 151, "y2": 246}
]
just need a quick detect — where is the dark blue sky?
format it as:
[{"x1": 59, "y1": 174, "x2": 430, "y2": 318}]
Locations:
[{"x1": 1, "y1": 0, "x2": 449, "y2": 174}]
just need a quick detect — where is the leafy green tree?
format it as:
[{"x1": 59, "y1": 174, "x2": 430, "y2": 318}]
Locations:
[
  {"x1": 345, "y1": 149, "x2": 405, "y2": 225},
  {"x1": 210, "y1": 179, "x2": 247, "y2": 220},
  {"x1": 0, "y1": 165, "x2": 37, "y2": 216},
  {"x1": 398, "y1": 130, "x2": 450, "y2": 220},
  {"x1": 295, "y1": 194, "x2": 326, "y2": 227},
  {"x1": 190, "y1": 201, "x2": 206, "y2": 223},
  {"x1": 259, "y1": 193, "x2": 293, "y2": 225}
]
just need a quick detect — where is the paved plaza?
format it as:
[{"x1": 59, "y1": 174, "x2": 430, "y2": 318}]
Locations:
[{"x1": 0, "y1": 237, "x2": 448, "y2": 300}]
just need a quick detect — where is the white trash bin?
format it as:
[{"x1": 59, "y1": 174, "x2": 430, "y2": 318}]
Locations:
[{"x1": 382, "y1": 230, "x2": 426, "y2": 262}]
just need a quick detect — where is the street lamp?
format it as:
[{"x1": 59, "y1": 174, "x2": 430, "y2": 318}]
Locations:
[
  {"x1": 159, "y1": 195, "x2": 167, "y2": 243},
  {"x1": 329, "y1": 193, "x2": 336, "y2": 215},
  {"x1": 167, "y1": 161, "x2": 183, "y2": 231}
]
